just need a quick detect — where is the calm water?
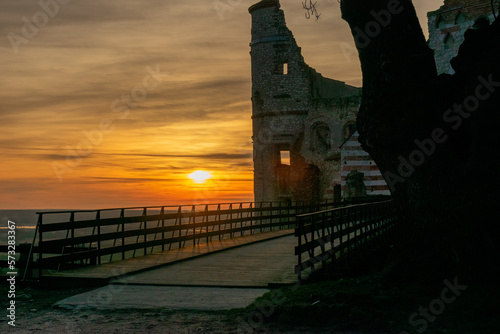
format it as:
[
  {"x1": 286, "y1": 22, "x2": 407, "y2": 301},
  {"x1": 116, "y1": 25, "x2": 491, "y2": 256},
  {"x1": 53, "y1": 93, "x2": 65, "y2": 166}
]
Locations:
[
  {"x1": 0, "y1": 208, "x2": 178, "y2": 267},
  {"x1": 0, "y1": 209, "x2": 150, "y2": 245},
  {"x1": 0, "y1": 206, "x2": 276, "y2": 274},
  {"x1": 0, "y1": 208, "x2": 190, "y2": 245},
  {"x1": 0, "y1": 210, "x2": 40, "y2": 245}
]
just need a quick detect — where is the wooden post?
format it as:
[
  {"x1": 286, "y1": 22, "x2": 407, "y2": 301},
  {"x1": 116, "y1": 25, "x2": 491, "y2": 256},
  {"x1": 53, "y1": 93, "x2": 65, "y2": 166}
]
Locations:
[
  {"x1": 229, "y1": 203, "x2": 233, "y2": 239},
  {"x1": 205, "y1": 204, "x2": 210, "y2": 243},
  {"x1": 121, "y1": 208, "x2": 125, "y2": 260},
  {"x1": 70, "y1": 212, "x2": 75, "y2": 268},
  {"x1": 177, "y1": 206, "x2": 182, "y2": 249},
  {"x1": 161, "y1": 207, "x2": 165, "y2": 252},
  {"x1": 97, "y1": 210, "x2": 101, "y2": 265},
  {"x1": 191, "y1": 205, "x2": 196, "y2": 246},
  {"x1": 250, "y1": 203, "x2": 254, "y2": 235},
  {"x1": 297, "y1": 215, "x2": 303, "y2": 281},
  {"x1": 321, "y1": 211, "x2": 326, "y2": 273},
  {"x1": 347, "y1": 207, "x2": 353, "y2": 254},
  {"x1": 217, "y1": 204, "x2": 222, "y2": 241},
  {"x1": 339, "y1": 207, "x2": 344, "y2": 261},
  {"x1": 23, "y1": 214, "x2": 41, "y2": 281},
  {"x1": 239, "y1": 203, "x2": 244, "y2": 237},
  {"x1": 311, "y1": 214, "x2": 315, "y2": 273},
  {"x1": 143, "y1": 208, "x2": 147, "y2": 256},
  {"x1": 38, "y1": 214, "x2": 43, "y2": 280}
]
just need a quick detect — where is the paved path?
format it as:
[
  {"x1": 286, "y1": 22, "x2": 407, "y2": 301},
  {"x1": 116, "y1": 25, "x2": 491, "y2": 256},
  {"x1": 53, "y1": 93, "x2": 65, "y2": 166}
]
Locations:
[
  {"x1": 54, "y1": 286, "x2": 270, "y2": 311},
  {"x1": 55, "y1": 233, "x2": 298, "y2": 310}
]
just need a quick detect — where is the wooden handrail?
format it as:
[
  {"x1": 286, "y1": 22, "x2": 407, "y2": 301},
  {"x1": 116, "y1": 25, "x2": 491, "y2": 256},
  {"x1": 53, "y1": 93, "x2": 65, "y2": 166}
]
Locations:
[
  {"x1": 295, "y1": 199, "x2": 396, "y2": 280},
  {"x1": 26, "y1": 200, "x2": 337, "y2": 279}
]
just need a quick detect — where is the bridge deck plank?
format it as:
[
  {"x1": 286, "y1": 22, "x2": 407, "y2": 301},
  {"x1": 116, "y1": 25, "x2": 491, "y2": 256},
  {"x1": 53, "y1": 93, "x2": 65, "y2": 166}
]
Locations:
[
  {"x1": 43, "y1": 229, "x2": 294, "y2": 283},
  {"x1": 111, "y1": 234, "x2": 298, "y2": 287}
]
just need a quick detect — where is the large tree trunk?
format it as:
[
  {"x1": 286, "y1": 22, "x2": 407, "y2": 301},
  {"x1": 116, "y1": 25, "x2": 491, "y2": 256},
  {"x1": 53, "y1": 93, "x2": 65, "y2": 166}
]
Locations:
[{"x1": 341, "y1": 0, "x2": 500, "y2": 283}]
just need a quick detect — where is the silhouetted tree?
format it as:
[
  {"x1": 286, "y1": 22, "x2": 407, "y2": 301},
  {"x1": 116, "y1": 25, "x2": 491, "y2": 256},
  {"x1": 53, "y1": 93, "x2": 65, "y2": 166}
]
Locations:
[{"x1": 340, "y1": 0, "x2": 500, "y2": 283}]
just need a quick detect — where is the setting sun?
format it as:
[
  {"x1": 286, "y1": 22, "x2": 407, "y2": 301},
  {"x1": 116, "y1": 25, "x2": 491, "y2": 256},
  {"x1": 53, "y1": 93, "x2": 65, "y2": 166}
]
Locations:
[{"x1": 188, "y1": 170, "x2": 212, "y2": 184}]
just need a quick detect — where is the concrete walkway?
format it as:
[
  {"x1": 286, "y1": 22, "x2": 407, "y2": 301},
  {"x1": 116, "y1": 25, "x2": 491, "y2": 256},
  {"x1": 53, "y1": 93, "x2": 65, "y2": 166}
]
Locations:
[
  {"x1": 55, "y1": 234, "x2": 298, "y2": 310},
  {"x1": 54, "y1": 286, "x2": 269, "y2": 311}
]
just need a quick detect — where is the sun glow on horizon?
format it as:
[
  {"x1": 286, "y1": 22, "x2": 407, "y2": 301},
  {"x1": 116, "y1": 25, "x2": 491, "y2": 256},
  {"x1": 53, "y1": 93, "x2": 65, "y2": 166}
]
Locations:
[{"x1": 188, "y1": 170, "x2": 212, "y2": 184}]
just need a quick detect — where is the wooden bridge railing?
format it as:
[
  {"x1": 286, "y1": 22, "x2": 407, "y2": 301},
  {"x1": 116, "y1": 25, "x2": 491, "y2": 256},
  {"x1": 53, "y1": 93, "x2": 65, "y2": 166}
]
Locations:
[
  {"x1": 295, "y1": 200, "x2": 397, "y2": 280},
  {"x1": 28, "y1": 201, "x2": 336, "y2": 280}
]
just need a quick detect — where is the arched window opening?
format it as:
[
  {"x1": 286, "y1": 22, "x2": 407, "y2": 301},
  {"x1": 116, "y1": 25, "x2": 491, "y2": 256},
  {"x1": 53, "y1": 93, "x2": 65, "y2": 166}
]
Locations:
[
  {"x1": 444, "y1": 33, "x2": 454, "y2": 49},
  {"x1": 455, "y1": 12, "x2": 466, "y2": 24},
  {"x1": 343, "y1": 122, "x2": 357, "y2": 141},
  {"x1": 472, "y1": 17, "x2": 490, "y2": 29}
]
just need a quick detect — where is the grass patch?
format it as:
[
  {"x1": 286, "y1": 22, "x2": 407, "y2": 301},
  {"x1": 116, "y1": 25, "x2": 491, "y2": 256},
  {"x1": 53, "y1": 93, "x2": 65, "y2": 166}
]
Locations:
[{"x1": 240, "y1": 273, "x2": 500, "y2": 334}]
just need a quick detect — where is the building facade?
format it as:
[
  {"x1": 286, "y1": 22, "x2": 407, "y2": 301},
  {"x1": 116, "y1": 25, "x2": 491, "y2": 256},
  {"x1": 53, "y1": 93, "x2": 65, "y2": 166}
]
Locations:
[
  {"x1": 428, "y1": 0, "x2": 497, "y2": 74},
  {"x1": 340, "y1": 131, "x2": 391, "y2": 200}
]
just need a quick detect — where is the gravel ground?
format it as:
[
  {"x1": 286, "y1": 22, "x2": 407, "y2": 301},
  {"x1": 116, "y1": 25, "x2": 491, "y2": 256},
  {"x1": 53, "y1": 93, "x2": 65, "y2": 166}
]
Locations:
[
  {"x1": 1, "y1": 285, "x2": 352, "y2": 334},
  {"x1": 2, "y1": 307, "x2": 352, "y2": 334}
]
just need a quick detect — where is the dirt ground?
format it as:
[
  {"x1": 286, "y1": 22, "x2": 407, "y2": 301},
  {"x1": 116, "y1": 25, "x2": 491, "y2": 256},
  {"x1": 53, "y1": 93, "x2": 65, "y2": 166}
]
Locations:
[
  {"x1": 3, "y1": 307, "x2": 349, "y2": 334},
  {"x1": 0, "y1": 285, "x2": 347, "y2": 334}
]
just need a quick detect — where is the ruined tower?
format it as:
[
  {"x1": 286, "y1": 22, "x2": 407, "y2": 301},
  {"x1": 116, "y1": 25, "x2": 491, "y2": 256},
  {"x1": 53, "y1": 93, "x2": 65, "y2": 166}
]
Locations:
[
  {"x1": 249, "y1": 0, "x2": 362, "y2": 203},
  {"x1": 428, "y1": 0, "x2": 497, "y2": 74}
]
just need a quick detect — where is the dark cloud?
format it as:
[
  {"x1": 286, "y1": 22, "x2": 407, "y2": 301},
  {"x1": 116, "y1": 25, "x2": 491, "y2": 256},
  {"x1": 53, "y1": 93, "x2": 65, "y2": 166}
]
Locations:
[
  {"x1": 103, "y1": 152, "x2": 252, "y2": 160},
  {"x1": 190, "y1": 79, "x2": 249, "y2": 92},
  {"x1": 85, "y1": 177, "x2": 179, "y2": 183}
]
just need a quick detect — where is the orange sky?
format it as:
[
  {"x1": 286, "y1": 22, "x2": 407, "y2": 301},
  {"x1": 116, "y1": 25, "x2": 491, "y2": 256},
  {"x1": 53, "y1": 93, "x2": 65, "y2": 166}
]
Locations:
[{"x1": 0, "y1": 0, "x2": 439, "y2": 209}]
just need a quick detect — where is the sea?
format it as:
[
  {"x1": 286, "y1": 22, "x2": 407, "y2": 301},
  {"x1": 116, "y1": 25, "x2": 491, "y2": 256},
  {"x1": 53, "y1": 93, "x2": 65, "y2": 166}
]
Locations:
[
  {"x1": 0, "y1": 208, "x2": 168, "y2": 245},
  {"x1": 0, "y1": 208, "x2": 176, "y2": 270},
  {"x1": 0, "y1": 204, "x2": 257, "y2": 269},
  {"x1": 0, "y1": 210, "x2": 41, "y2": 245}
]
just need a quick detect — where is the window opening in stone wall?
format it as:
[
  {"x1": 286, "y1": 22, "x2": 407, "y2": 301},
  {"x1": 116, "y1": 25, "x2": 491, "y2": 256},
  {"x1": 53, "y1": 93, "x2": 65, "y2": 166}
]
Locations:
[
  {"x1": 444, "y1": 33, "x2": 454, "y2": 49},
  {"x1": 435, "y1": 15, "x2": 444, "y2": 28},
  {"x1": 343, "y1": 122, "x2": 357, "y2": 140},
  {"x1": 312, "y1": 123, "x2": 332, "y2": 153},
  {"x1": 473, "y1": 17, "x2": 490, "y2": 29},
  {"x1": 283, "y1": 62, "x2": 288, "y2": 75},
  {"x1": 280, "y1": 150, "x2": 290, "y2": 165},
  {"x1": 455, "y1": 12, "x2": 466, "y2": 24}
]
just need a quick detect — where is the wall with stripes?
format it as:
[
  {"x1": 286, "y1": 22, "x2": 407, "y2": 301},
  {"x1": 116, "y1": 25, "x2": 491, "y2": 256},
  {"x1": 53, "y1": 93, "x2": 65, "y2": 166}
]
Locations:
[{"x1": 340, "y1": 131, "x2": 391, "y2": 198}]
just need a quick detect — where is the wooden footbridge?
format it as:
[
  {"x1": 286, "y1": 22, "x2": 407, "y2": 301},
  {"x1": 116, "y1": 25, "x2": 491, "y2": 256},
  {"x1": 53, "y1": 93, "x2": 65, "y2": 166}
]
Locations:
[{"x1": 15, "y1": 199, "x2": 396, "y2": 286}]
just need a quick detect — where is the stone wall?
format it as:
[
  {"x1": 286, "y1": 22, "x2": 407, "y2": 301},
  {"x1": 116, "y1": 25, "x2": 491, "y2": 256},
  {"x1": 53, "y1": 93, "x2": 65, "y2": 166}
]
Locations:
[{"x1": 428, "y1": 0, "x2": 496, "y2": 74}]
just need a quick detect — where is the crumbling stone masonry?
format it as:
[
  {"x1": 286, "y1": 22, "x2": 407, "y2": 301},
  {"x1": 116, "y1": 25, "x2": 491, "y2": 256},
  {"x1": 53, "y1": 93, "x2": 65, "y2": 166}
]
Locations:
[
  {"x1": 428, "y1": 0, "x2": 497, "y2": 74},
  {"x1": 249, "y1": 0, "x2": 361, "y2": 203}
]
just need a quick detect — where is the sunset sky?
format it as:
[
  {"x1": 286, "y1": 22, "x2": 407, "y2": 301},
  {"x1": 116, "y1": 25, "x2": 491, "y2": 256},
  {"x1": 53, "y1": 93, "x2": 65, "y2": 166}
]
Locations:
[{"x1": 0, "y1": 0, "x2": 438, "y2": 209}]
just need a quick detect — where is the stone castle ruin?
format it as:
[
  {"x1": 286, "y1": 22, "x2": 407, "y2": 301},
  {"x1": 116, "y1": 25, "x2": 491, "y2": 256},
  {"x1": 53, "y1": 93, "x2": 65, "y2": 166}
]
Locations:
[
  {"x1": 428, "y1": 0, "x2": 498, "y2": 74},
  {"x1": 249, "y1": 0, "x2": 494, "y2": 204}
]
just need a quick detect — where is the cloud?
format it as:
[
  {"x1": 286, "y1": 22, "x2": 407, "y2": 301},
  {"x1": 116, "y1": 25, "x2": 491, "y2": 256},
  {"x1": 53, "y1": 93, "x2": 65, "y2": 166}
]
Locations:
[
  {"x1": 0, "y1": 0, "x2": 439, "y2": 208},
  {"x1": 102, "y1": 152, "x2": 252, "y2": 160}
]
